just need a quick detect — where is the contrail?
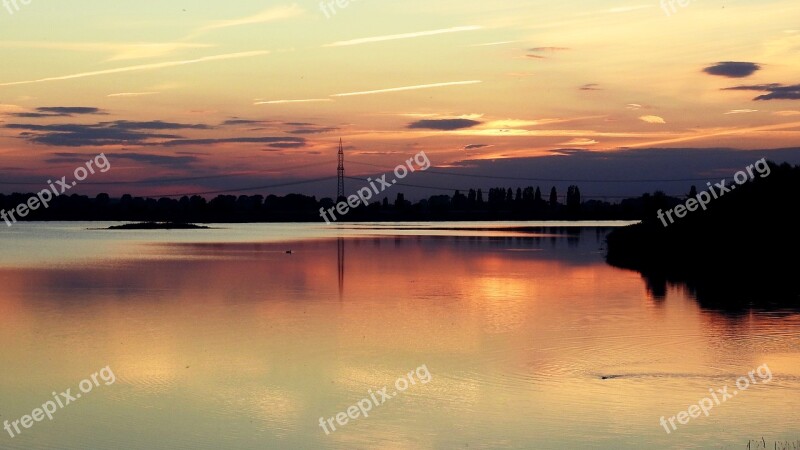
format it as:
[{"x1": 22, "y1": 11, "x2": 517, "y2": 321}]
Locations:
[
  {"x1": 0, "y1": 51, "x2": 270, "y2": 87},
  {"x1": 332, "y1": 80, "x2": 482, "y2": 97},
  {"x1": 255, "y1": 99, "x2": 333, "y2": 105},
  {"x1": 198, "y1": 5, "x2": 304, "y2": 32},
  {"x1": 324, "y1": 26, "x2": 483, "y2": 47}
]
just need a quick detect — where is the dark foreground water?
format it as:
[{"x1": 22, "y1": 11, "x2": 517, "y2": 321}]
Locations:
[{"x1": 0, "y1": 222, "x2": 797, "y2": 449}]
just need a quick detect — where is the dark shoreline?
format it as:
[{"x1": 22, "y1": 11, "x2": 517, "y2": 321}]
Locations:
[
  {"x1": 606, "y1": 161, "x2": 800, "y2": 311},
  {"x1": 104, "y1": 222, "x2": 211, "y2": 230}
]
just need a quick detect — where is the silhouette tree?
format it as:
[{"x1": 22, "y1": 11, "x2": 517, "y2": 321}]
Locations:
[
  {"x1": 453, "y1": 190, "x2": 466, "y2": 209},
  {"x1": 523, "y1": 187, "x2": 534, "y2": 203},
  {"x1": 567, "y1": 185, "x2": 581, "y2": 214},
  {"x1": 395, "y1": 193, "x2": 410, "y2": 209},
  {"x1": 549, "y1": 187, "x2": 558, "y2": 207},
  {"x1": 95, "y1": 193, "x2": 110, "y2": 208}
]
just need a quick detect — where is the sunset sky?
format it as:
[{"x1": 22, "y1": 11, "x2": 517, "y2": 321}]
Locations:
[{"x1": 1, "y1": 0, "x2": 799, "y2": 199}]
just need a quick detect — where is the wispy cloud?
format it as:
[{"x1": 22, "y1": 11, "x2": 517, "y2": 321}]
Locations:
[
  {"x1": 221, "y1": 118, "x2": 270, "y2": 126},
  {"x1": 324, "y1": 26, "x2": 482, "y2": 47},
  {"x1": 1, "y1": 6, "x2": 302, "y2": 65},
  {"x1": 108, "y1": 92, "x2": 160, "y2": 98},
  {"x1": 723, "y1": 83, "x2": 800, "y2": 100},
  {"x1": 559, "y1": 138, "x2": 599, "y2": 146},
  {"x1": 396, "y1": 113, "x2": 440, "y2": 118},
  {"x1": 0, "y1": 41, "x2": 213, "y2": 62},
  {"x1": 6, "y1": 120, "x2": 208, "y2": 147},
  {"x1": 469, "y1": 41, "x2": 519, "y2": 47},
  {"x1": 0, "y1": 104, "x2": 25, "y2": 115},
  {"x1": 408, "y1": 119, "x2": 482, "y2": 130},
  {"x1": 331, "y1": 80, "x2": 482, "y2": 97},
  {"x1": 160, "y1": 136, "x2": 306, "y2": 149},
  {"x1": 463, "y1": 144, "x2": 494, "y2": 150},
  {"x1": 526, "y1": 46, "x2": 570, "y2": 60},
  {"x1": 479, "y1": 117, "x2": 598, "y2": 128},
  {"x1": 0, "y1": 51, "x2": 270, "y2": 87},
  {"x1": 625, "y1": 121, "x2": 800, "y2": 148},
  {"x1": 724, "y1": 109, "x2": 758, "y2": 114},
  {"x1": 255, "y1": 98, "x2": 332, "y2": 105},
  {"x1": 196, "y1": 5, "x2": 305, "y2": 33},
  {"x1": 639, "y1": 115, "x2": 666, "y2": 124},
  {"x1": 607, "y1": 5, "x2": 652, "y2": 13},
  {"x1": 528, "y1": 47, "x2": 570, "y2": 52},
  {"x1": 288, "y1": 125, "x2": 339, "y2": 134},
  {"x1": 12, "y1": 107, "x2": 107, "y2": 118},
  {"x1": 108, "y1": 43, "x2": 216, "y2": 62},
  {"x1": 394, "y1": 112, "x2": 483, "y2": 119}
]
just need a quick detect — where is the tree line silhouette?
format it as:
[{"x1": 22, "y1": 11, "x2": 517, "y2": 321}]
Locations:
[
  {"x1": 0, "y1": 183, "x2": 689, "y2": 223},
  {"x1": 607, "y1": 160, "x2": 800, "y2": 310}
]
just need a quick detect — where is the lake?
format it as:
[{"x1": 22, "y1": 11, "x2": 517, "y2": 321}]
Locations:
[{"x1": 0, "y1": 222, "x2": 797, "y2": 449}]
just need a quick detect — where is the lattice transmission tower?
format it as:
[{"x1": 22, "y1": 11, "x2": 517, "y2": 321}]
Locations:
[{"x1": 337, "y1": 138, "x2": 345, "y2": 201}]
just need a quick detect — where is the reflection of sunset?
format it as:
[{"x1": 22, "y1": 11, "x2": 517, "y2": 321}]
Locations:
[
  {"x1": 0, "y1": 230, "x2": 798, "y2": 448},
  {"x1": 113, "y1": 351, "x2": 181, "y2": 395},
  {"x1": 473, "y1": 276, "x2": 530, "y2": 333}
]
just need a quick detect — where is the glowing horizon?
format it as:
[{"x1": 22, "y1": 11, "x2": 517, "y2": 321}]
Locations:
[{"x1": 0, "y1": 0, "x2": 799, "y2": 197}]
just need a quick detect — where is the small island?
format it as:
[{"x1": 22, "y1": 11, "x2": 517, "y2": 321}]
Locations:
[{"x1": 106, "y1": 222, "x2": 210, "y2": 230}]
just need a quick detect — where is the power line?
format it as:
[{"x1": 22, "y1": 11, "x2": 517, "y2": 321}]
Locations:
[
  {"x1": 0, "y1": 173, "x2": 251, "y2": 186},
  {"x1": 345, "y1": 160, "x2": 712, "y2": 183},
  {"x1": 150, "y1": 176, "x2": 336, "y2": 198},
  {"x1": 343, "y1": 176, "x2": 681, "y2": 199},
  {"x1": 0, "y1": 160, "x2": 337, "y2": 186},
  {"x1": 0, "y1": 155, "x2": 688, "y2": 201},
  {"x1": 344, "y1": 176, "x2": 470, "y2": 193}
]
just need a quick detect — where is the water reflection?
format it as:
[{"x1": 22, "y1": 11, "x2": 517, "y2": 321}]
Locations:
[
  {"x1": 338, "y1": 237, "x2": 345, "y2": 299},
  {"x1": 0, "y1": 225, "x2": 797, "y2": 450},
  {"x1": 630, "y1": 268, "x2": 800, "y2": 316}
]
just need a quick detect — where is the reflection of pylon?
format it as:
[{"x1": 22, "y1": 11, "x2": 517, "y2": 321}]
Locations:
[
  {"x1": 337, "y1": 237, "x2": 344, "y2": 299},
  {"x1": 337, "y1": 138, "x2": 345, "y2": 201}
]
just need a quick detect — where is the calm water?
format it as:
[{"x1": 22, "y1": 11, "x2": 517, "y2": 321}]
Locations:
[{"x1": 0, "y1": 222, "x2": 797, "y2": 450}]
